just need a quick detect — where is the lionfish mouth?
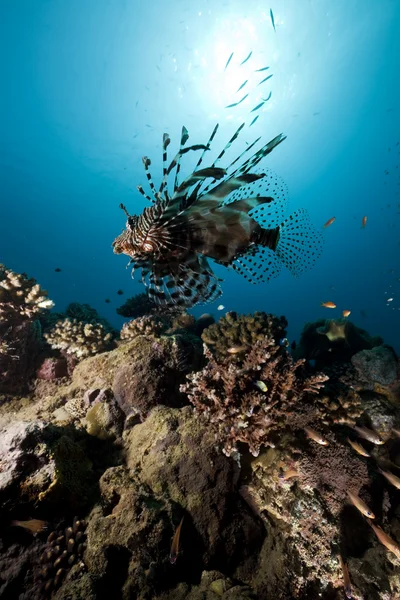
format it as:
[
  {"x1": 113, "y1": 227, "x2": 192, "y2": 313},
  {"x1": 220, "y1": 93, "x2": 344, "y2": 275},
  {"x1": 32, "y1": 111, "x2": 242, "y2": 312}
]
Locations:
[{"x1": 112, "y1": 123, "x2": 323, "y2": 308}]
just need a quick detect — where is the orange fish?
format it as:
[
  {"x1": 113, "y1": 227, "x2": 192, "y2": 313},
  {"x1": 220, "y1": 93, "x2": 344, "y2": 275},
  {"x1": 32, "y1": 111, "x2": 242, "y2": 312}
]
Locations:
[
  {"x1": 342, "y1": 310, "x2": 351, "y2": 318},
  {"x1": 304, "y1": 426, "x2": 328, "y2": 446},
  {"x1": 347, "y1": 491, "x2": 375, "y2": 519},
  {"x1": 279, "y1": 470, "x2": 301, "y2": 481},
  {"x1": 227, "y1": 345, "x2": 248, "y2": 354},
  {"x1": 10, "y1": 519, "x2": 48, "y2": 534},
  {"x1": 323, "y1": 217, "x2": 336, "y2": 228},
  {"x1": 170, "y1": 516, "x2": 184, "y2": 564},
  {"x1": 321, "y1": 301, "x2": 336, "y2": 309},
  {"x1": 361, "y1": 216, "x2": 367, "y2": 228},
  {"x1": 338, "y1": 554, "x2": 352, "y2": 599},
  {"x1": 369, "y1": 522, "x2": 400, "y2": 559},
  {"x1": 353, "y1": 425, "x2": 384, "y2": 445},
  {"x1": 379, "y1": 468, "x2": 400, "y2": 490},
  {"x1": 347, "y1": 437, "x2": 370, "y2": 458}
]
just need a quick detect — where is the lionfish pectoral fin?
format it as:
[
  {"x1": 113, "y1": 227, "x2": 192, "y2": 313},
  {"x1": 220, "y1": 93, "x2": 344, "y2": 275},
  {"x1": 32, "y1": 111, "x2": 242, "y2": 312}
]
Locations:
[
  {"x1": 231, "y1": 245, "x2": 282, "y2": 283},
  {"x1": 274, "y1": 208, "x2": 324, "y2": 276}
]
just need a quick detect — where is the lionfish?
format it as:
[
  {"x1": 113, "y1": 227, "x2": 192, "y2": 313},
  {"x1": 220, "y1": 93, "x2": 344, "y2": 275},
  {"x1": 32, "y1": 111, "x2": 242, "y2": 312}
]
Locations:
[{"x1": 112, "y1": 123, "x2": 323, "y2": 308}]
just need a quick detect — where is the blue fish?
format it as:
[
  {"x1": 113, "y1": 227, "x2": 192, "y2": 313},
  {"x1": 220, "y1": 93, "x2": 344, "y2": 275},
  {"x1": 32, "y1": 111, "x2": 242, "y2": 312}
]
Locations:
[
  {"x1": 236, "y1": 80, "x2": 248, "y2": 93},
  {"x1": 249, "y1": 115, "x2": 259, "y2": 127},
  {"x1": 262, "y1": 92, "x2": 272, "y2": 102},
  {"x1": 240, "y1": 51, "x2": 252, "y2": 65},
  {"x1": 225, "y1": 94, "x2": 248, "y2": 108},
  {"x1": 224, "y1": 52, "x2": 234, "y2": 71},
  {"x1": 258, "y1": 74, "x2": 273, "y2": 86},
  {"x1": 270, "y1": 8, "x2": 276, "y2": 32},
  {"x1": 251, "y1": 101, "x2": 265, "y2": 113},
  {"x1": 255, "y1": 66, "x2": 270, "y2": 72}
]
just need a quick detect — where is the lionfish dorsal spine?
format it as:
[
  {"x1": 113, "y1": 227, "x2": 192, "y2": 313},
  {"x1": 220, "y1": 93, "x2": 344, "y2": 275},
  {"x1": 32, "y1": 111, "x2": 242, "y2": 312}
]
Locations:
[
  {"x1": 140, "y1": 156, "x2": 159, "y2": 203},
  {"x1": 136, "y1": 184, "x2": 155, "y2": 204},
  {"x1": 172, "y1": 126, "x2": 190, "y2": 193},
  {"x1": 194, "y1": 123, "x2": 219, "y2": 172},
  {"x1": 157, "y1": 132, "x2": 171, "y2": 198},
  {"x1": 200, "y1": 123, "x2": 246, "y2": 195}
]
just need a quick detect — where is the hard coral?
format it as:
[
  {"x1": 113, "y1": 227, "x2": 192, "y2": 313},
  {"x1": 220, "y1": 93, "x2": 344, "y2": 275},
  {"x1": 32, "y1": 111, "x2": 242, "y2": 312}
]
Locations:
[
  {"x1": 201, "y1": 311, "x2": 287, "y2": 363},
  {"x1": 116, "y1": 291, "x2": 155, "y2": 318},
  {"x1": 44, "y1": 318, "x2": 115, "y2": 359},
  {"x1": 39, "y1": 516, "x2": 87, "y2": 595},
  {"x1": 66, "y1": 302, "x2": 114, "y2": 331},
  {"x1": 181, "y1": 336, "x2": 328, "y2": 459},
  {"x1": 0, "y1": 264, "x2": 54, "y2": 321},
  {"x1": 0, "y1": 265, "x2": 54, "y2": 392},
  {"x1": 120, "y1": 314, "x2": 168, "y2": 340}
]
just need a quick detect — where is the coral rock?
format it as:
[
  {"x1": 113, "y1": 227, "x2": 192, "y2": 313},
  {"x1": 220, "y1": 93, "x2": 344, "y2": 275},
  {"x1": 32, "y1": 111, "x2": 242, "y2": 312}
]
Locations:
[
  {"x1": 351, "y1": 345, "x2": 398, "y2": 387},
  {"x1": 36, "y1": 357, "x2": 68, "y2": 380}
]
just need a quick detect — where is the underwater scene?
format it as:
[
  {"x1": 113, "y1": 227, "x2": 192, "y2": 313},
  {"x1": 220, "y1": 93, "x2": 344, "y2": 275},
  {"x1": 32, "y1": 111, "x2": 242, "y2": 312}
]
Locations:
[{"x1": 1, "y1": 0, "x2": 400, "y2": 598}]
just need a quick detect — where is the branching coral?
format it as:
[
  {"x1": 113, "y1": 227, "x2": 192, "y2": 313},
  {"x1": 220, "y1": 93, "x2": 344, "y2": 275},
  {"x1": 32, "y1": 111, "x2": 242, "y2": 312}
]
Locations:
[
  {"x1": 66, "y1": 302, "x2": 114, "y2": 332},
  {"x1": 120, "y1": 314, "x2": 168, "y2": 340},
  {"x1": 44, "y1": 318, "x2": 114, "y2": 359},
  {"x1": 181, "y1": 336, "x2": 328, "y2": 459},
  {"x1": 0, "y1": 264, "x2": 54, "y2": 321},
  {"x1": 201, "y1": 311, "x2": 287, "y2": 362},
  {"x1": 116, "y1": 292, "x2": 156, "y2": 318}
]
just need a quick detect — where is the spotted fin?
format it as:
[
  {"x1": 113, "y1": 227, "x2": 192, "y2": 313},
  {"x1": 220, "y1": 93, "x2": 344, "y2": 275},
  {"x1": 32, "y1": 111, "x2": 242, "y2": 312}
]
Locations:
[
  {"x1": 232, "y1": 246, "x2": 282, "y2": 283},
  {"x1": 144, "y1": 255, "x2": 222, "y2": 308},
  {"x1": 231, "y1": 208, "x2": 323, "y2": 282},
  {"x1": 275, "y1": 208, "x2": 323, "y2": 276}
]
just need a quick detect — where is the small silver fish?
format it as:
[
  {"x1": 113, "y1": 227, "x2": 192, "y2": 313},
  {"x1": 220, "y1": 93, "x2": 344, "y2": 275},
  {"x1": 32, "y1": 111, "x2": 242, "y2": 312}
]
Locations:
[{"x1": 217, "y1": 304, "x2": 225, "y2": 311}]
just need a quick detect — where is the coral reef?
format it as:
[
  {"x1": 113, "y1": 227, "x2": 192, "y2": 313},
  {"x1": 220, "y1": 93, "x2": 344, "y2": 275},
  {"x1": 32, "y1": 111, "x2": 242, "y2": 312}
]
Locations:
[
  {"x1": 181, "y1": 337, "x2": 328, "y2": 459},
  {"x1": 201, "y1": 311, "x2": 287, "y2": 362},
  {"x1": 1, "y1": 301, "x2": 400, "y2": 600},
  {"x1": 44, "y1": 318, "x2": 115, "y2": 359}
]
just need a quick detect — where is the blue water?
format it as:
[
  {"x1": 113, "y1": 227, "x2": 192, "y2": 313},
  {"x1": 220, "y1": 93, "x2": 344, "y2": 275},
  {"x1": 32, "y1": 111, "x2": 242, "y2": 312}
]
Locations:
[{"x1": 1, "y1": 0, "x2": 399, "y2": 352}]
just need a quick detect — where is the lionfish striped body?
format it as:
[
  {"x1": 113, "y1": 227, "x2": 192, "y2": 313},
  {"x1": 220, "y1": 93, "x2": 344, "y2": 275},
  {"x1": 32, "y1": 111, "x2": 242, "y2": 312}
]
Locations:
[{"x1": 112, "y1": 124, "x2": 323, "y2": 308}]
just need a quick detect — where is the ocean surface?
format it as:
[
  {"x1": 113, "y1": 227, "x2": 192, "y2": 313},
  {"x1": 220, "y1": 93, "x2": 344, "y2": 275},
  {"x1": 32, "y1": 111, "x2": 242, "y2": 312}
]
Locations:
[{"x1": 2, "y1": 0, "x2": 399, "y2": 351}]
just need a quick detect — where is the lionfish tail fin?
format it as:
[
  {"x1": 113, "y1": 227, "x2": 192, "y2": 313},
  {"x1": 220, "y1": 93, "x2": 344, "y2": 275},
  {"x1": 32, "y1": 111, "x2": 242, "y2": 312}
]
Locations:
[{"x1": 275, "y1": 208, "x2": 324, "y2": 276}]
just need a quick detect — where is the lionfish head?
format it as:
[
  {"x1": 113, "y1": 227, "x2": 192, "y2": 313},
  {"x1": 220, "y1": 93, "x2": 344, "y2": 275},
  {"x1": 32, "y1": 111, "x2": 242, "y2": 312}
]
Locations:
[{"x1": 112, "y1": 206, "x2": 141, "y2": 256}]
